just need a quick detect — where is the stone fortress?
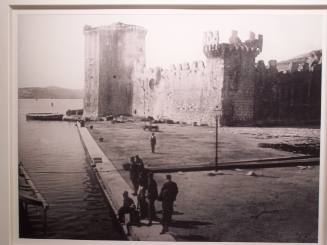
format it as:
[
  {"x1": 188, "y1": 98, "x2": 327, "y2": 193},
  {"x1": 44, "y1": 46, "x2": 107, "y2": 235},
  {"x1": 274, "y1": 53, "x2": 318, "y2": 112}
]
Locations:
[{"x1": 83, "y1": 22, "x2": 321, "y2": 126}]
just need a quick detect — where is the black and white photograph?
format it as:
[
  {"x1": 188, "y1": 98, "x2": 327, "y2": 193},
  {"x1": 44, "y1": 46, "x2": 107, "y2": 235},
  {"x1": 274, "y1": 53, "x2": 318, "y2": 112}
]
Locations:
[{"x1": 17, "y1": 10, "x2": 323, "y2": 242}]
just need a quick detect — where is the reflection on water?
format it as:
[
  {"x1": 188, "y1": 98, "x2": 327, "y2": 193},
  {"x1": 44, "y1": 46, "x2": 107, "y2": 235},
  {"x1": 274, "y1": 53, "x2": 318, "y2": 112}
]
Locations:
[{"x1": 18, "y1": 99, "x2": 124, "y2": 240}]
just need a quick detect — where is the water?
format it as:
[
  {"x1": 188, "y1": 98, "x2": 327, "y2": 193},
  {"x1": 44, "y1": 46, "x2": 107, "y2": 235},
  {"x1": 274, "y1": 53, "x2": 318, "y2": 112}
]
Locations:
[{"x1": 18, "y1": 99, "x2": 124, "y2": 240}]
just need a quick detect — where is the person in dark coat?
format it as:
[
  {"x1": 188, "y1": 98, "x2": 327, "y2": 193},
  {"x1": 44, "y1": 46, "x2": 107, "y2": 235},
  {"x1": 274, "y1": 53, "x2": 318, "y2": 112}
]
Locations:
[
  {"x1": 118, "y1": 191, "x2": 136, "y2": 224},
  {"x1": 150, "y1": 133, "x2": 157, "y2": 153},
  {"x1": 158, "y1": 174, "x2": 178, "y2": 234},
  {"x1": 146, "y1": 172, "x2": 158, "y2": 225},
  {"x1": 138, "y1": 168, "x2": 148, "y2": 188},
  {"x1": 137, "y1": 186, "x2": 148, "y2": 219},
  {"x1": 129, "y1": 156, "x2": 139, "y2": 195},
  {"x1": 135, "y1": 155, "x2": 144, "y2": 171}
]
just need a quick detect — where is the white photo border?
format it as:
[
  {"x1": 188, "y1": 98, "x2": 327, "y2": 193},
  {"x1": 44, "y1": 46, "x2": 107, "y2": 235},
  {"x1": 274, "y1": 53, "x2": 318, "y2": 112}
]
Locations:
[{"x1": 2, "y1": 2, "x2": 327, "y2": 245}]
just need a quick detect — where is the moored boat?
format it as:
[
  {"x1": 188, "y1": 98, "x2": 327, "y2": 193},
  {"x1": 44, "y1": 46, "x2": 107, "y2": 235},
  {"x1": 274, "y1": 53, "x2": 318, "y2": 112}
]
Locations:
[
  {"x1": 63, "y1": 109, "x2": 83, "y2": 121},
  {"x1": 26, "y1": 113, "x2": 64, "y2": 121}
]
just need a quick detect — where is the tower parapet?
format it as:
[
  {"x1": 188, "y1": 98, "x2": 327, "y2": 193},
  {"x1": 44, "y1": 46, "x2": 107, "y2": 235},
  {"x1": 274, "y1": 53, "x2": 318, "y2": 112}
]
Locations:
[{"x1": 203, "y1": 30, "x2": 263, "y2": 58}]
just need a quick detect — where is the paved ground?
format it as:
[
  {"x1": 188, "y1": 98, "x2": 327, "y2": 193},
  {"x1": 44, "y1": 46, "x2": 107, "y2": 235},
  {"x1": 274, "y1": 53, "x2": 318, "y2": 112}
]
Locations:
[
  {"x1": 88, "y1": 121, "x2": 320, "y2": 169},
  {"x1": 87, "y1": 121, "x2": 320, "y2": 242}
]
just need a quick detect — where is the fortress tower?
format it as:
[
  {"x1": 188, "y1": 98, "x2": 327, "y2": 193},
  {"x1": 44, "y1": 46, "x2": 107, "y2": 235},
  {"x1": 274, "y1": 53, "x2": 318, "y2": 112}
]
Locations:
[
  {"x1": 83, "y1": 23, "x2": 147, "y2": 119},
  {"x1": 203, "y1": 30, "x2": 263, "y2": 125}
]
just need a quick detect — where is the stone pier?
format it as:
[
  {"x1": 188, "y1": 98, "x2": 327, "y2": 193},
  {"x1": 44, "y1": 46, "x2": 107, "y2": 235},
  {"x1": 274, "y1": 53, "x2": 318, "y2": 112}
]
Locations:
[{"x1": 76, "y1": 122, "x2": 175, "y2": 241}]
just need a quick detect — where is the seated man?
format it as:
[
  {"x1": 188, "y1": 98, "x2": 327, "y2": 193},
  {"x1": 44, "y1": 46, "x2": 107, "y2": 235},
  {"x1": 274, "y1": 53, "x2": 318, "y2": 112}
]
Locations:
[{"x1": 118, "y1": 191, "x2": 136, "y2": 224}]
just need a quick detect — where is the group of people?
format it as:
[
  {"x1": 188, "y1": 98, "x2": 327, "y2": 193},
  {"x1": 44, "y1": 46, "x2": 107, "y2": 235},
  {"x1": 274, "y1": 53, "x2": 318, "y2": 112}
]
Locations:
[{"x1": 118, "y1": 155, "x2": 178, "y2": 234}]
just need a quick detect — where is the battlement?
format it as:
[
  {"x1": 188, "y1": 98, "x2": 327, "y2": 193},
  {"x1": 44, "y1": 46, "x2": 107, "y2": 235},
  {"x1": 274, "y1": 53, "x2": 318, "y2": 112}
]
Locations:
[
  {"x1": 83, "y1": 22, "x2": 147, "y2": 35},
  {"x1": 168, "y1": 60, "x2": 205, "y2": 72},
  {"x1": 203, "y1": 31, "x2": 219, "y2": 46},
  {"x1": 256, "y1": 58, "x2": 321, "y2": 76},
  {"x1": 203, "y1": 30, "x2": 263, "y2": 58},
  {"x1": 136, "y1": 59, "x2": 208, "y2": 92}
]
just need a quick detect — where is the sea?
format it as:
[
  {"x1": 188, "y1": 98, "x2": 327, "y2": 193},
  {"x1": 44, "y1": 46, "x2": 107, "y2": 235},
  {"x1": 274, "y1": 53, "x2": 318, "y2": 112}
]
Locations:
[{"x1": 18, "y1": 99, "x2": 124, "y2": 240}]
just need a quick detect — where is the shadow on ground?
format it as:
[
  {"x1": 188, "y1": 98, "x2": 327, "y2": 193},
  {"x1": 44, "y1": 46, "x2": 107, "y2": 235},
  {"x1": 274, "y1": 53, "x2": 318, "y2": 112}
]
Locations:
[
  {"x1": 176, "y1": 234, "x2": 209, "y2": 241},
  {"x1": 170, "y1": 219, "x2": 213, "y2": 229}
]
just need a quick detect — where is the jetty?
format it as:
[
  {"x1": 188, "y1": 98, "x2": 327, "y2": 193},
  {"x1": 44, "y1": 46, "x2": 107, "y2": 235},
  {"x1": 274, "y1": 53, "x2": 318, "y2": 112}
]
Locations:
[{"x1": 76, "y1": 122, "x2": 175, "y2": 241}]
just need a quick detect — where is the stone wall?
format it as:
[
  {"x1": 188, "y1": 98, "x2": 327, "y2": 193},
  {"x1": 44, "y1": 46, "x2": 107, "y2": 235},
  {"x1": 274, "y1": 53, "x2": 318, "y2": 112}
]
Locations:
[
  {"x1": 132, "y1": 60, "x2": 223, "y2": 125},
  {"x1": 254, "y1": 51, "x2": 322, "y2": 126},
  {"x1": 132, "y1": 30, "x2": 263, "y2": 126},
  {"x1": 83, "y1": 23, "x2": 146, "y2": 119}
]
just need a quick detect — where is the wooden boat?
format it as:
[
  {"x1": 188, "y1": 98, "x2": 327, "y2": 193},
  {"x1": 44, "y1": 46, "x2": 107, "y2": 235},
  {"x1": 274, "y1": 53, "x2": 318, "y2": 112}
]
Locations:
[
  {"x1": 63, "y1": 109, "x2": 83, "y2": 121},
  {"x1": 63, "y1": 115, "x2": 82, "y2": 122},
  {"x1": 26, "y1": 113, "x2": 64, "y2": 121},
  {"x1": 66, "y1": 109, "x2": 83, "y2": 116},
  {"x1": 19, "y1": 162, "x2": 49, "y2": 234}
]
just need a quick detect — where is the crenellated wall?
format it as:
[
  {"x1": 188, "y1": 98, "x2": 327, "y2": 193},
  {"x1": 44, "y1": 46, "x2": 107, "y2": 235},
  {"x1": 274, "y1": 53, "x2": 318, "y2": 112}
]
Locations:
[
  {"x1": 132, "y1": 30, "x2": 263, "y2": 126},
  {"x1": 254, "y1": 52, "x2": 322, "y2": 125},
  {"x1": 83, "y1": 23, "x2": 321, "y2": 126},
  {"x1": 132, "y1": 59, "x2": 224, "y2": 125}
]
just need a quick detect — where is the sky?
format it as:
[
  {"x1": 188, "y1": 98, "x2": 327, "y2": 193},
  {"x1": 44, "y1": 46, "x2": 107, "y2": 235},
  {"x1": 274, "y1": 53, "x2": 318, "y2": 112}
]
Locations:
[{"x1": 17, "y1": 10, "x2": 324, "y2": 89}]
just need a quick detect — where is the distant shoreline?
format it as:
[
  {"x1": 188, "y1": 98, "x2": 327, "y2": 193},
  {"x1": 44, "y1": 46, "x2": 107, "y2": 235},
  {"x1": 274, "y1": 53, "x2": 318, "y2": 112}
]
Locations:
[
  {"x1": 18, "y1": 98, "x2": 83, "y2": 100},
  {"x1": 18, "y1": 87, "x2": 83, "y2": 99}
]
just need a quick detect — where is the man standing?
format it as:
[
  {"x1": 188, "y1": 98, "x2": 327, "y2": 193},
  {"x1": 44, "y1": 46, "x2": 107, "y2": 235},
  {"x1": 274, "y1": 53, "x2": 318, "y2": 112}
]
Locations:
[
  {"x1": 146, "y1": 172, "x2": 158, "y2": 226},
  {"x1": 129, "y1": 156, "x2": 139, "y2": 196},
  {"x1": 150, "y1": 132, "x2": 156, "y2": 153},
  {"x1": 158, "y1": 175, "x2": 178, "y2": 234}
]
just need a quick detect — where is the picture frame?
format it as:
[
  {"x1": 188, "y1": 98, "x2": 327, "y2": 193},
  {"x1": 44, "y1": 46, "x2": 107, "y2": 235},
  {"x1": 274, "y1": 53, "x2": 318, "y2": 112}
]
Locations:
[{"x1": 1, "y1": 1, "x2": 327, "y2": 245}]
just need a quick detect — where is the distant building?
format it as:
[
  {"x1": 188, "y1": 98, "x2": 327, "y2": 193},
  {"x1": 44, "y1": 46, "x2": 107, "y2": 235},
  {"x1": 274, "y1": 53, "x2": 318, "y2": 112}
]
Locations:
[{"x1": 83, "y1": 22, "x2": 321, "y2": 126}]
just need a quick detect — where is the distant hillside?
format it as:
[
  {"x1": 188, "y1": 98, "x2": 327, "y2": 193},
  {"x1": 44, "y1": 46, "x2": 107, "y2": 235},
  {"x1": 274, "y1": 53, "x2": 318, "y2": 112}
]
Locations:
[{"x1": 18, "y1": 86, "x2": 84, "y2": 99}]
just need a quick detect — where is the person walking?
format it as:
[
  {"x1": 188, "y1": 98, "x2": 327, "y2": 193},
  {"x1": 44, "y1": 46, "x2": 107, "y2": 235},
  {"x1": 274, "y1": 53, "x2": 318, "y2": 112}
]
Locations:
[
  {"x1": 158, "y1": 174, "x2": 178, "y2": 234},
  {"x1": 150, "y1": 132, "x2": 157, "y2": 153},
  {"x1": 146, "y1": 172, "x2": 158, "y2": 225}
]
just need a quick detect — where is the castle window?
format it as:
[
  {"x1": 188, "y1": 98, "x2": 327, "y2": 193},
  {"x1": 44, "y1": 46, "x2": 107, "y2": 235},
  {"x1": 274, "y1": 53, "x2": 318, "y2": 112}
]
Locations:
[
  {"x1": 113, "y1": 75, "x2": 116, "y2": 79},
  {"x1": 149, "y1": 79, "x2": 155, "y2": 89}
]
